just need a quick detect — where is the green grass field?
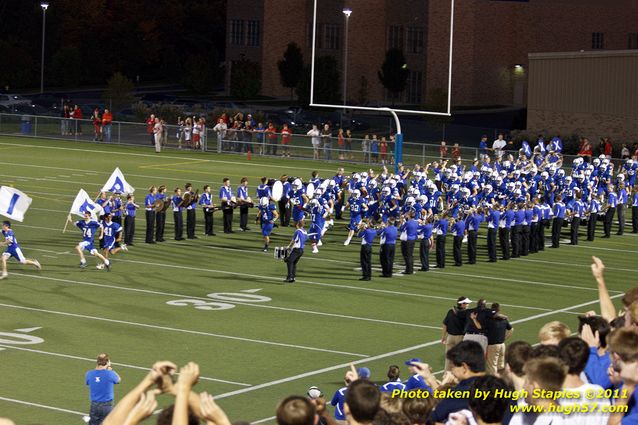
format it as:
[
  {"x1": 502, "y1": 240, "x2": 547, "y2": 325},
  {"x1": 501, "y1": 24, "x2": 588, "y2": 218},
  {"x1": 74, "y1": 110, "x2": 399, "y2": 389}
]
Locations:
[{"x1": 0, "y1": 136, "x2": 635, "y2": 424}]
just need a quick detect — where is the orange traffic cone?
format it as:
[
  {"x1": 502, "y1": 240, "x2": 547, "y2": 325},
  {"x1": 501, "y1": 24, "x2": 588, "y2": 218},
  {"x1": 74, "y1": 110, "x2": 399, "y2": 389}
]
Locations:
[{"x1": 247, "y1": 149, "x2": 252, "y2": 161}]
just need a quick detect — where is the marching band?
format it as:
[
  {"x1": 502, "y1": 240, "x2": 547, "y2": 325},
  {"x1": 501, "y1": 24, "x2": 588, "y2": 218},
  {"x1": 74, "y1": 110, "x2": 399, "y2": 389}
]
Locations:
[{"x1": 51, "y1": 149, "x2": 638, "y2": 282}]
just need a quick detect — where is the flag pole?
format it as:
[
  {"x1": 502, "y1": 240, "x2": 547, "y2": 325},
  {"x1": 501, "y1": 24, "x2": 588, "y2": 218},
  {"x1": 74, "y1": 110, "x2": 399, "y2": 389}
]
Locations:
[{"x1": 62, "y1": 213, "x2": 72, "y2": 233}]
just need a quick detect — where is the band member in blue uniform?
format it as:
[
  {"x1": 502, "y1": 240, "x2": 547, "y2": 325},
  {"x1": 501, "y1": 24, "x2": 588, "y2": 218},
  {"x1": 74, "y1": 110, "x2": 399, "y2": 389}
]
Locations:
[
  {"x1": 418, "y1": 216, "x2": 433, "y2": 271},
  {"x1": 172, "y1": 187, "x2": 184, "y2": 241},
  {"x1": 144, "y1": 186, "x2": 157, "y2": 244},
  {"x1": 486, "y1": 205, "x2": 500, "y2": 262},
  {"x1": 155, "y1": 185, "x2": 167, "y2": 242},
  {"x1": 587, "y1": 194, "x2": 601, "y2": 241},
  {"x1": 603, "y1": 186, "x2": 617, "y2": 238},
  {"x1": 451, "y1": 215, "x2": 465, "y2": 267},
  {"x1": 219, "y1": 178, "x2": 235, "y2": 233},
  {"x1": 399, "y1": 210, "x2": 419, "y2": 274},
  {"x1": 632, "y1": 187, "x2": 638, "y2": 233},
  {"x1": 184, "y1": 183, "x2": 198, "y2": 239},
  {"x1": 357, "y1": 220, "x2": 377, "y2": 281},
  {"x1": 111, "y1": 193, "x2": 123, "y2": 226},
  {"x1": 551, "y1": 194, "x2": 566, "y2": 248},
  {"x1": 199, "y1": 185, "x2": 216, "y2": 236},
  {"x1": 284, "y1": 220, "x2": 307, "y2": 283},
  {"x1": 378, "y1": 218, "x2": 398, "y2": 277},
  {"x1": 124, "y1": 194, "x2": 139, "y2": 246},
  {"x1": 237, "y1": 177, "x2": 251, "y2": 232},
  {"x1": 434, "y1": 213, "x2": 449, "y2": 269}
]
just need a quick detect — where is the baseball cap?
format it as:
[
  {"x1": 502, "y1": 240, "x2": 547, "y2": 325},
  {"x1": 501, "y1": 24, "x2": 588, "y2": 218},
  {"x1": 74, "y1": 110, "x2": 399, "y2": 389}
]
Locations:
[
  {"x1": 457, "y1": 296, "x2": 472, "y2": 305},
  {"x1": 307, "y1": 386, "x2": 323, "y2": 399},
  {"x1": 357, "y1": 367, "x2": 371, "y2": 379},
  {"x1": 404, "y1": 358, "x2": 422, "y2": 366}
]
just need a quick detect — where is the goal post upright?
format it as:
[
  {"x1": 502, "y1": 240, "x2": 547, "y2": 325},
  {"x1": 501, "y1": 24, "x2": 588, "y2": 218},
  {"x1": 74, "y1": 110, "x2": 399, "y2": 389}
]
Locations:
[{"x1": 309, "y1": 0, "x2": 455, "y2": 172}]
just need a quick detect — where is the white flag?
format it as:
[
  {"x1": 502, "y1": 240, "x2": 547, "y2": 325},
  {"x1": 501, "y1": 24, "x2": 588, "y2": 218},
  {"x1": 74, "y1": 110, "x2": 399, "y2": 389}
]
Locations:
[
  {"x1": 70, "y1": 189, "x2": 104, "y2": 218},
  {"x1": 0, "y1": 187, "x2": 32, "y2": 222},
  {"x1": 101, "y1": 167, "x2": 135, "y2": 194}
]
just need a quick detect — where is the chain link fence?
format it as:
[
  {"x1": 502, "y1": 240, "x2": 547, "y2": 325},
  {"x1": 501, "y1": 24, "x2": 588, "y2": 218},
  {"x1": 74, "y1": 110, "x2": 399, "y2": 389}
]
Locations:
[{"x1": 0, "y1": 113, "x2": 627, "y2": 168}]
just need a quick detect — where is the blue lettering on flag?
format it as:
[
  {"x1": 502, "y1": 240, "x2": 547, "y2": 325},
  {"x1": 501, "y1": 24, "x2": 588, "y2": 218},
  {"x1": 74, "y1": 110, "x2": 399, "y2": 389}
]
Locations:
[
  {"x1": 6, "y1": 193, "x2": 19, "y2": 215},
  {"x1": 79, "y1": 200, "x2": 95, "y2": 213}
]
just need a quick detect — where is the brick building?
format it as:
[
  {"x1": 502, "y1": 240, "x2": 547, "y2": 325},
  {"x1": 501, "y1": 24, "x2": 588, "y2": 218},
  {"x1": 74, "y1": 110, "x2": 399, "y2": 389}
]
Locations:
[
  {"x1": 527, "y1": 50, "x2": 638, "y2": 144},
  {"x1": 226, "y1": 0, "x2": 638, "y2": 107}
]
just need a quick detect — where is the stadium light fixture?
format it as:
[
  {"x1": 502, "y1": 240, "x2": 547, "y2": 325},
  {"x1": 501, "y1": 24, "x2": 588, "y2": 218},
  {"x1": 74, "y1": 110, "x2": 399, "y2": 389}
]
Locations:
[{"x1": 40, "y1": 2, "x2": 50, "y2": 93}]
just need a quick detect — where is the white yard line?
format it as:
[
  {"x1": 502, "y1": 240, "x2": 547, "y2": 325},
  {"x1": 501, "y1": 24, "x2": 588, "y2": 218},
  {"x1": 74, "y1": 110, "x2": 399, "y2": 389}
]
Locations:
[
  {"x1": 10, "y1": 272, "x2": 439, "y2": 330},
  {"x1": 0, "y1": 142, "x2": 343, "y2": 173},
  {"x1": 0, "y1": 396, "x2": 86, "y2": 416},
  {"x1": 513, "y1": 258, "x2": 638, "y2": 273},
  {"x1": 0, "y1": 303, "x2": 368, "y2": 358},
  {"x1": 0, "y1": 344, "x2": 250, "y2": 386},
  {"x1": 564, "y1": 244, "x2": 638, "y2": 254},
  {"x1": 212, "y1": 293, "x2": 624, "y2": 400}
]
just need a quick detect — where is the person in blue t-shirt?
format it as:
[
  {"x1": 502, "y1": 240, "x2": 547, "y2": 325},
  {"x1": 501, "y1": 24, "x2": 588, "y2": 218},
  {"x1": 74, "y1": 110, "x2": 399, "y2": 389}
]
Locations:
[
  {"x1": 378, "y1": 217, "x2": 398, "y2": 277},
  {"x1": 0, "y1": 221, "x2": 41, "y2": 280},
  {"x1": 70, "y1": 211, "x2": 110, "y2": 271},
  {"x1": 399, "y1": 212, "x2": 419, "y2": 274},
  {"x1": 380, "y1": 365, "x2": 406, "y2": 393},
  {"x1": 256, "y1": 197, "x2": 278, "y2": 252},
  {"x1": 418, "y1": 216, "x2": 434, "y2": 272},
  {"x1": 284, "y1": 220, "x2": 307, "y2": 283},
  {"x1": 124, "y1": 194, "x2": 139, "y2": 246},
  {"x1": 551, "y1": 194, "x2": 566, "y2": 248},
  {"x1": 357, "y1": 220, "x2": 377, "y2": 281},
  {"x1": 85, "y1": 353, "x2": 121, "y2": 425},
  {"x1": 404, "y1": 358, "x2": 434, "y2": 392}
]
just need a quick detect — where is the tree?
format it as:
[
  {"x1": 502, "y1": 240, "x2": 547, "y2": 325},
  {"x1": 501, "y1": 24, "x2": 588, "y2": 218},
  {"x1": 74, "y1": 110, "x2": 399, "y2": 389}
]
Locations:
[
  {"x1": 357, "y1": 76, "x2": 369, "y2": 106},
  {"x1": 378, "y1": 48, "x2": 409, "y2": 105},
  {"x1": 230, "y1": 59, "x2": 261, "y2": 99},
  {"x1": 182, "y1": 54, "x2": 222, "y2": 94},
  {"x1": 296, "y1": 55, "x2": 341, "y2": 105},
  {"x1": 102, "y1": 72, "x2": 136, "y2": 112},
  {"x1": 277, "y1": 43, "x2": 304, "y2": 100},
  {"x1": 51, "y1": 47, "x2": 83, "y2": 87}
]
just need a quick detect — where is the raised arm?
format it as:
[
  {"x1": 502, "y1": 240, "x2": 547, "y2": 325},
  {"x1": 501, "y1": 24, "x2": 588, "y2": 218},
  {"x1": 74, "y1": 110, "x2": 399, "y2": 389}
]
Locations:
[{"x1": 591, "y1": 256, "x2": 617, "y2": 322}]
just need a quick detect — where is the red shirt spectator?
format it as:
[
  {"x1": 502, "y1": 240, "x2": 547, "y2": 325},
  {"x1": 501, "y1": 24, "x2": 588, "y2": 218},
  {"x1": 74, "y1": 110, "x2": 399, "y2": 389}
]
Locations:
[
  {"x1": 102, "y1": 109, "x2": 113, "y2": 126},
  {"x1": 146, "y1": 115, "x2": 155, "y2": 134},
  {"x1": 604, "y1": 139, "x2": 613, "y2": 157},
  {"x1": 452, "y1": 143, "x2": 461, "y2": 160},
  {"x1": 281, "y1": 124, "x2": 291, "y2": 145},
  {"x1": 266, "y1": 123, "x2": 277, "y2": 141},
  {"x1": 73, "y1": 105, "x2": 83, "y2": 119},
  {"x1": 439, "y1": 141, "x2": 448, "y2": 159}
]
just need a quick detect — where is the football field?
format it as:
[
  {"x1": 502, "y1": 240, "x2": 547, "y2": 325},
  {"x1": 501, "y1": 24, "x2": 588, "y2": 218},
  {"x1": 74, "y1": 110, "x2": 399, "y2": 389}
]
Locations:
[{"x1": 0, "y1": 136, "x2": 635, "y2": 424}]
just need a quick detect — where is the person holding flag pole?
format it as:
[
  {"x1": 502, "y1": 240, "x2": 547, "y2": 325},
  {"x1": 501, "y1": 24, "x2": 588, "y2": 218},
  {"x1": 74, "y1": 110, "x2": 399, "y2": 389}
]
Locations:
[
  {"x1": 66, "y1": 189, "x2": 110, "y2": 270},
  {"x1": 0, "y1": 187, "x2": 41, "y2": 279}
]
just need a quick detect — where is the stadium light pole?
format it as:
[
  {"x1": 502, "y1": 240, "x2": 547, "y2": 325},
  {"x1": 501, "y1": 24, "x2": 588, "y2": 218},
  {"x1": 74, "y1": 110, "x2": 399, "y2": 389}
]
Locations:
[
  {"x1": 40, "y1": 1, "x2": 49, "y2": 94},
  {"x1": 341, "y1": 8, "x2": 351, "y2": 129}
]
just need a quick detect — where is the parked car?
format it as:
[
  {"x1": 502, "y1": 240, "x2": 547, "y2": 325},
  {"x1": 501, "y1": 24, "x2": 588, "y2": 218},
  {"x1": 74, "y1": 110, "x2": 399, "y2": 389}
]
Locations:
[{"x1": 0, "y1": 94, "x2": 31, "y2": 107}]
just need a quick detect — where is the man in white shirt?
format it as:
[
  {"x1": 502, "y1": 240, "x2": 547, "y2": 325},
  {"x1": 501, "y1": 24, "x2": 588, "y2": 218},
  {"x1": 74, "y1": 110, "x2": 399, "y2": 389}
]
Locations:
[
  {"x1": 492, "y1": 133, "x2": 507, "y2": 160},
  {"x1": 558, "y1": 337, "x2": 609, "y2": 425}
]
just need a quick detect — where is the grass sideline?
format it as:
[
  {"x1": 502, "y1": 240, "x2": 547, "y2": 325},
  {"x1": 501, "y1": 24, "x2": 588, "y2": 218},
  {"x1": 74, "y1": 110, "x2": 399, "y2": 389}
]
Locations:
[{"x1": 0, "y1": 136, "x2": 634, "y2": 424}]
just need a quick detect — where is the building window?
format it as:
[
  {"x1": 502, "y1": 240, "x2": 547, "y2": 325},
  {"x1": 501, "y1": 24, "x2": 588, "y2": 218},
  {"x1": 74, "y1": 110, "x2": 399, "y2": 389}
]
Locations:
[
  {"x1": 406, "y1": 27, "x2": 424, "y2": 54},
  {"x1": 406, "y1": 70, "x2": 423, "y2": 104},
  {"x1": 230, "y1": 19, "x2": 245, "y2": 46},
  {"x1": 592, "y1": 32, "x2": 604, "y2": 49},
  {"x1": 319, "y1": 24, "x2": 340, "y2": 50},
  {"x1": 388, "y1": 25, "x2": 403, "y2": 50},
  {"x1": 247, "y1": 20, "x2": 260, "y2": 47},
  {"x1": 629, "y1": 33, "x2": 638, "y2": 49}
]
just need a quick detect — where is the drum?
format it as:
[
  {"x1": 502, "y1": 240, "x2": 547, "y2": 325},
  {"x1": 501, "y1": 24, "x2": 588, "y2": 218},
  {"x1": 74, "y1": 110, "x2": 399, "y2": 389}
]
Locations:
[
  {"x1": 272, "y1": 180, "x2": 283, "y2": 202},
  {"x1": 274, "y1": 246, "x2": 290, "y2": 260},
  {"x1": 305, "y1": 182, "x2": 315, "y2": 197}
]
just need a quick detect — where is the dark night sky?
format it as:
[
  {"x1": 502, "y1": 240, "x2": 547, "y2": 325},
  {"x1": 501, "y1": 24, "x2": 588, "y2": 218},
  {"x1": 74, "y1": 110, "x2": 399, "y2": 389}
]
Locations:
[{"x1": 0, "y1": 0, "x2": 226, "y2": 89}]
